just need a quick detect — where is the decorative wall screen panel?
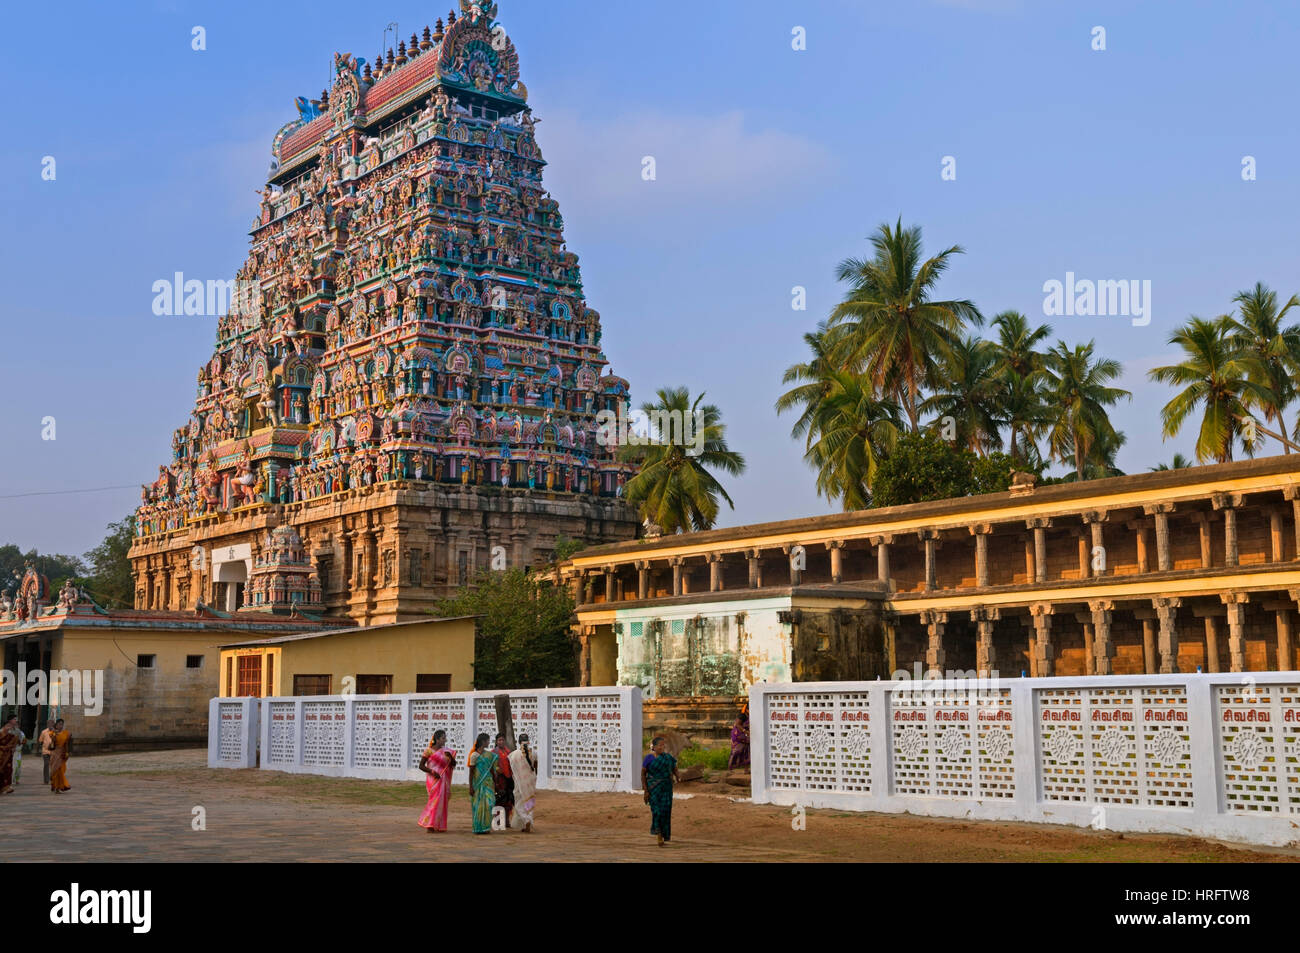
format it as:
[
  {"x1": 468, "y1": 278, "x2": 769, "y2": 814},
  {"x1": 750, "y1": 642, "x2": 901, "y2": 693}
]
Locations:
[
  {"x1": 766, "y1": 691, "x2": 872, "y2": 794},
  {"x1": 217, "y1": 702, "x2": 245, "y2": 763},
  {"x1": 1216, "y1": 682, "x2": 1300, "y2": 815},
  {"x1": 353, "y1": 699, "x2": 403, "y2": 770},
  {"x1": 749, "y1": 676, "x2": 1300, "y2": 848},
  {"x1": 302, "y1": 701, "x2": 346, "y2": 767},
  {"x1": 267, "y1": 701, "x2": 297, "y2": 766},
  {"x1": 221, "y1": 688, "x2": 640, "y2": 792}
]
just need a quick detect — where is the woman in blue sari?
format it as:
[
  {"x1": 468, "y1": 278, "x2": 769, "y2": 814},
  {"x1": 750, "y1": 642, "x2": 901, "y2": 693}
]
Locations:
[
  {"x1": 641, "y1": 736, "x2": 680, "y2": 846},
  {"x1": 468, "y1": 732, "x2": 500, "y2": 834}
]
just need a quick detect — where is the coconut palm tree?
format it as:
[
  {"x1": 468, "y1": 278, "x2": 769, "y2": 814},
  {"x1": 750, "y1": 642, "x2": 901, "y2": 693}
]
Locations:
[
  {"x1": 827, "y1": 218, "x2": 982, "y2": 430},
  {"x1": 1150, "y1": 453, "x2": 1193, "y2": 471},
  {"x1": 1042, "y1": 340, "x2": 1131, "y2": 480},
  {"x1": 998, "y1": 368, "x2": 1049, "y2": 470},
  {"x1": 989, "y1": 310, "x2": 1052, "y2": 378},
  {"x1": 919, "y1": 335, "x2": 1002, "y2": 456},
  {"x1": 1225, "y1": 282, "x2": 1300, "y2": 453},
  {"x1": 775, "y1": 322, "x2": 843, "y2": 446},
  {"x1": 619, "y1": 387, "x2": 746, "y2": 534},
  {"x1": 1148, "y1": 315, "x2": 1275, "y2": 464},
  {"x1": 801, "y1": 371, "x2": 902, "y2": 510}
]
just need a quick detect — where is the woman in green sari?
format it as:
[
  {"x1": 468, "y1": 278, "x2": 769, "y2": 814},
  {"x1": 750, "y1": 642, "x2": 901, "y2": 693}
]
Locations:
[
  {"x1": 641, "y1": 736, "x2": 680, "y2": 846},
  {"x1": 468, "y1": 732, "x2": 500, "y2": 834}
]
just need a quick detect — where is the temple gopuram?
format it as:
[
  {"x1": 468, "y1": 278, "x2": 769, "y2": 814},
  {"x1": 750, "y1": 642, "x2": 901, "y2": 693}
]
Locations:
[{"x1": 129, "y1": 1, "x2": 638, "y2": 625}]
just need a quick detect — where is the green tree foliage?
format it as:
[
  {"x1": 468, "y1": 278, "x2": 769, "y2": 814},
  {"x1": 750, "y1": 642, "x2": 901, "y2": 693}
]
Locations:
[
  {"x1": 434, "y1": 567, "x2": 579, "y2": 690},
  {"x1": 1148, "y1": 316, "x2": 1269, "y2": 463},
  {"x1": 0, "y1": 546, "x2": 86, "y2": 597},
  {"x1": 550, "y1": 535, "x2": 585, "y2": 564},
  {"x1": 869, "y1": 432, "x2": 1018, "y2": 508},
  {"x1": 827, "y1": 218, "x2": 983, "y2": 431},
  {"x1": 619, "y1": 387, "x2": 746, "y2": 533},
  {"x1": 81, "y1": 516, "x2": 137, "y2": 608}
]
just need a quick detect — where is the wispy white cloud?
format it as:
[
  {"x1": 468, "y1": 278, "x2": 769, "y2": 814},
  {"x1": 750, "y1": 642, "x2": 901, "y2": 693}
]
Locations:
[{"x1": 537, "y1": 109, "x2": 833, "y2": 223}]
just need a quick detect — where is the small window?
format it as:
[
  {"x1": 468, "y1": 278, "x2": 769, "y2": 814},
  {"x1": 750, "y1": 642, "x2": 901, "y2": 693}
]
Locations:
[
  {"x1": 186, "y1": 655, "x2": 204, "y2": 669},
  {"x1": 137, "y1": 654, "x2": 156, "y2": 669},
  {"x1": 630, "y1": 621, "x2": 643, "y2": 638},
  {"x1": 416, "y1": 674, "x2": 451, "y2": 694},
  {"x1": 356, "y1": 674, "x2": 392, "y2": 695},
  {"x1": 293, "y1": 675, "x2": 332, "y2": 696}
]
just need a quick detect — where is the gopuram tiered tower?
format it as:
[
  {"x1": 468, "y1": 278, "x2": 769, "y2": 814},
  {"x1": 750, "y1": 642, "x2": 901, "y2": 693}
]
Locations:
[{"x1": 129, "y1": 1, "x2": 638, "y2": 625}]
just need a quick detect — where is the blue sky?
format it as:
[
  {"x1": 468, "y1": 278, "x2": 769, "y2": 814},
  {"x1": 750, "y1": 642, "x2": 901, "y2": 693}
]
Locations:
[{"x1": 3, "y1": 0, "x2": 1299, "y2": 556}]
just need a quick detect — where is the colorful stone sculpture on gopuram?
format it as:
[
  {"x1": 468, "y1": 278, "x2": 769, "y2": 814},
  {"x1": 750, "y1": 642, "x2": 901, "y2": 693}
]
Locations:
[{"x1": 133, "y1": 1, "x2": 635, "y2": 550}]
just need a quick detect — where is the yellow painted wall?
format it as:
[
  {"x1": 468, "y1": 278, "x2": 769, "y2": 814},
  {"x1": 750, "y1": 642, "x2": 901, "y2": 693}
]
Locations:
[
  {"x1": 218, "y1": 618, "x2": 476, "y2": 696},
  {"x1": 61, "y1": 628, "x2": 225, "y2": 689},
  {"x1": 590, "y1": 625, "x2": 618, "y2": 685}
]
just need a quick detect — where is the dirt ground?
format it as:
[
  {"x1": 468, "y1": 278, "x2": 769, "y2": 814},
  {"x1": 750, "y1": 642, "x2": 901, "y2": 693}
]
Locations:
[{"x1": 4, "y1": 748, "x2": 1294, "y2": 862}]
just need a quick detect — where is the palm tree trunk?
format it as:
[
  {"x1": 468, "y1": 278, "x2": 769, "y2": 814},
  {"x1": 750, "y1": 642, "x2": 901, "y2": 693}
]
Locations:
[{"x1": 1074, "y1": 435, "x2": 1085, "y2": 481}]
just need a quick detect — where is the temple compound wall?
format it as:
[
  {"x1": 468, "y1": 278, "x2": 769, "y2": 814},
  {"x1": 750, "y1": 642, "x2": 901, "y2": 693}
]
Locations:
[{"x1": 563, "y1": 456, "x2": 1300, "y2": 736}]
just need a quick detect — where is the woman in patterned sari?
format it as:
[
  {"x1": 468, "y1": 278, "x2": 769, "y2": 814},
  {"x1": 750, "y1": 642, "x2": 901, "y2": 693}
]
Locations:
[
  {"x1": 417, "y1": 730, "x2": 457, "y2": 832},
  {"x1": 641, "y1": 736, "x2": 680, "y2": 846},
  {"x1": 467, "y1": 732, "x2": 499, "y2": 834}
]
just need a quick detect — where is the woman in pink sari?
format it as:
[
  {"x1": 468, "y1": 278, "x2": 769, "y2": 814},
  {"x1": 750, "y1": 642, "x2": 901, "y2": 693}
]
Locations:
[{"x1": 417, "y1": 730, "x2": 457, "y2": 832}]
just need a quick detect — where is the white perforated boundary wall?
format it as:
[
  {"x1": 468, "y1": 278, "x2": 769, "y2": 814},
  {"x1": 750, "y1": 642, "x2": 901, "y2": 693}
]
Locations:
[
  {"x1": 208, "y1": 687, "x2": 642, "y2": 793},
  {"x1": 207, "y1": 697, "x2": 260, "y2": 769},
  {"x1": 750, "y1": 674, "x2": 1300, "y2": 847}
]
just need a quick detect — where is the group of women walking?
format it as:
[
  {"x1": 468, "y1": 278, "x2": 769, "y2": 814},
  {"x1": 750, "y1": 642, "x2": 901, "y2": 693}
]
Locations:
[
  {"x1": 417, "y1": 729, "x2": 538, "y2": 834},
  {"x1": 416, "y1": 728, "x2": 687, "y2": 846}
]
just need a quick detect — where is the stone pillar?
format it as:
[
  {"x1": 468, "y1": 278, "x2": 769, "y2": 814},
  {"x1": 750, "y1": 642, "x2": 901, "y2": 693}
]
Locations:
[
  {"x1": 1143, "y1": 502, "x2": 1174, "y2": 572},
  {"x1": 1030, "y1": 603, "x2": 1054, "y2": 676},
  {"x1": 827, "y1": 540, "x2": 845, "y2": 584},
  {"x1": 784, "y1": 544, "x2": 802, "y2": 586},
  {"x1": 1213, "y1": 493, "x2": 1239, "y2": 567},
  {"x1": 871, "y1": 535, "x2": 891, "y2": 586},
  {"x1": 569, "y1": 571, "x2": 584, "y2": 604},
  {"x1": 1126, "y1": 518, "x2": 1150, "y2": 574},
  {"x1": 604, "y1": 566, "x2": 615, "y2": 603},
  {"x1": 922, "y1": 610, "x2": 948, "y2": 672},
  {"x1": 1278, "y1": 608, "x2": 1294, "y2": 672},
  {"x1": 1203, "y1": 616, "x2": 1221, "y2": 674},
  {"x1": 920, "y1": 530, "x2": 938, "y2": 592},
  {"x1": 1082, "y1": 511, "x2": 1107, "y2": 578},
  {"x1": 1090, "y1": 600, "x2": 1115, "y2": 675},
  {"x1": 1027, "y1": 518, "x2": 1051, "y2": 583},
  {"x1": 708, "y1": 554, "x2": 722, "y2": 593},
  {"x1": 747, "y1": 549, "x2": 762, "y2": 589},
  {"x1": 670, "y1": 558, "x2": 683, "y2": 597},
  {"x1": 1279, "y1": 589, "x2": 1300, "y2": 671},
  {"x1": 973, "y1": 606, "x2": 999, "y2": 675},
  {"x1": 578, "y1": 627, "x2": 592, "y2": 687},
  {"x1": 1222, "y1": 593, "x2": 1248, "y2": 672},
  {"x1": 636, "y1": 561, "x2": 649, "y2": 600},
  {"x1": 1079, "y1": 614, "x2": 1095, "y2": 675},
  {"x1": 1192, "y1": 513, "x2": 1212, "y2": 569},
  {"x1": 1286, "y1": 486, "x2": 1300, "y2": 558},
  {"x1": 1154, "y1": 597, "x2": 1182, "y2": 673},
  {"x1": 1141, "y1": 618, "x2": 1157, "y2": 674},
  {"x1": 1270, "y1": 509, "x2": 1285, "y2": 562},
  {"x1": 970, "y1": 524, "x2": 990, "y2": 588},
  {"x1": 1076, "y1": 533, "x2": 1089, "y2": 579}
]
